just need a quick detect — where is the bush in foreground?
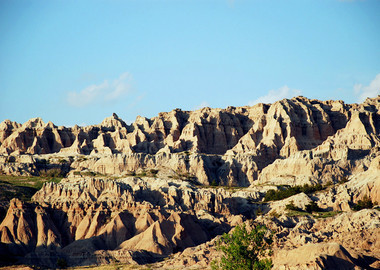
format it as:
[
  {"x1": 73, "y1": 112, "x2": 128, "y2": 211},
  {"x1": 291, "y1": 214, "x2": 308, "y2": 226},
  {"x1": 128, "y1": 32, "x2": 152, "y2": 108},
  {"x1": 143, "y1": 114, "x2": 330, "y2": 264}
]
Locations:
[{"x1": 212, "y1": 223, "x2": 273, "y2": 270}]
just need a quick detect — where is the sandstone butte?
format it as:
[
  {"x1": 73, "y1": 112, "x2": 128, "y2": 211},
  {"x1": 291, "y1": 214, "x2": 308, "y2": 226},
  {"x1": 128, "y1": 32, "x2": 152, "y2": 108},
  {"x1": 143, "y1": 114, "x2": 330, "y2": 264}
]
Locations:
[{"x1": 0, "y1": 96, "x2": 379, "y2": 269}]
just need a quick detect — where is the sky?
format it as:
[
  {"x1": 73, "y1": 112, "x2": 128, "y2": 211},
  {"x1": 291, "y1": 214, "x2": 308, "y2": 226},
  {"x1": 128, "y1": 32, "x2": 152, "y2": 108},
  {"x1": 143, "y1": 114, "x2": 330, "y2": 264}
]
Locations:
[{"x1": 0, "y1": 0, "x2": 379, "y2": 126}]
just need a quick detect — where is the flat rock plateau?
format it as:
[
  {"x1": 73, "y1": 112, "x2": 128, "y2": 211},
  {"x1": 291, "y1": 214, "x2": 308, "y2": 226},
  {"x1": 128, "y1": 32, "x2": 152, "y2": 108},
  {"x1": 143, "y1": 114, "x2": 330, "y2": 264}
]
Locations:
[{"x1": 0, "y1": 96, "x2": 379, "y2": 269}]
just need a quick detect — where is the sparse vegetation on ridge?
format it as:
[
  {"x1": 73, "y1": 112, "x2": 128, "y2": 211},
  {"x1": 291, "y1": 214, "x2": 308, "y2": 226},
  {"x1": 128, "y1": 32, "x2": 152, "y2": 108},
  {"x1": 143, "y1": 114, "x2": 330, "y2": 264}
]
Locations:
[
  {"x1": 0, "y1": 174, "x2": 62, "y2": 223},
  {"x1": 352, "y1": 195, "x2": 378, "y2": 211},
  {"x1": 264, "y1": 184, "x2": 324, "y2": 202}
]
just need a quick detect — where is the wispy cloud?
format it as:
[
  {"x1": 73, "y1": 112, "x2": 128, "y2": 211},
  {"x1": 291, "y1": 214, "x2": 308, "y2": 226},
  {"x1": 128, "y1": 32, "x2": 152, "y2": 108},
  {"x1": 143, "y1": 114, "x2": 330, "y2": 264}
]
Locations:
[
  {"x1": 248, "y1": 86, "x2": 302, "y2": 106},
  {"x1": 355, "y1": 73, "x2": 380, "y2": 103},
  {"x1": 194, "y1": 101, "x2": 210, "y2": 110},
  {"x1": 67, "y1": 72, "x2": 133, "y2": 107}
]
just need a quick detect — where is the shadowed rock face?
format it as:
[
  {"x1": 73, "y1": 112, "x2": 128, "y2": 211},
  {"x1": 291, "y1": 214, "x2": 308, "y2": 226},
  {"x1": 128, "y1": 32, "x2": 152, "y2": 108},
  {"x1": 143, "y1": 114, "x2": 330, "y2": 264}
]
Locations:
[{"x1": 1, "y1": 96, "x2": 380, "y2": 269}]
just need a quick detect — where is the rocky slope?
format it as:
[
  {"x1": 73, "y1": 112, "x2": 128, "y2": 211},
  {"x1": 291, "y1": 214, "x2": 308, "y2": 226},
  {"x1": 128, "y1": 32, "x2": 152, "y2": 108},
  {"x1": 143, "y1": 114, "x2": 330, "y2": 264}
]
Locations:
[
  {"x1": 1, "y1": 96, "x2": 380, "y2": 188},
  {"x1": 0, "y1": 96, "x2": 379, "y2": 269}
]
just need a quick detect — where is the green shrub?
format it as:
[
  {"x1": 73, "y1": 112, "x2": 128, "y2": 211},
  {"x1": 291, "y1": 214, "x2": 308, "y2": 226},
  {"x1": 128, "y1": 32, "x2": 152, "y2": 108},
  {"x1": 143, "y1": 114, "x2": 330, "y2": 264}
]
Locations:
[
  {"x1": 352, "y1": 195, "x2": 375, "y2": 211},
  {"x1": 212, "y1": 223, "x2": 273, "y2": 270},
  {"x1": 285, "y1": 201, "x2": 322, "y2": 214},
  {"x1": 264, "y1": 184, "x2": 324, "y2": 202},
  {"x1": 305, "y1": 201, "x2": 322, "y2": 213},
  {"x1": 285, "y1": 201, "x2": 298, "y2": 211}
]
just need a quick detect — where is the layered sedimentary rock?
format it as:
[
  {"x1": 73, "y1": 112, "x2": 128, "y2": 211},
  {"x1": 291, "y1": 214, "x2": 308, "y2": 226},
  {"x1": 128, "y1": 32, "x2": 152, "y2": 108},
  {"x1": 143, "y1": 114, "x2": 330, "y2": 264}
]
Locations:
[
  {"x1": 1, "y1": 96, "x2": 380, "y2": 269},
  {"x1": 2, "y1": 96, "x2": 379, "y2": 186},
  {"x1": 153, "y1": 209, "x2": 380, "y2": 270},
  {"x1": 0, "y1": 176, "x2": 256, "y2": 267}
]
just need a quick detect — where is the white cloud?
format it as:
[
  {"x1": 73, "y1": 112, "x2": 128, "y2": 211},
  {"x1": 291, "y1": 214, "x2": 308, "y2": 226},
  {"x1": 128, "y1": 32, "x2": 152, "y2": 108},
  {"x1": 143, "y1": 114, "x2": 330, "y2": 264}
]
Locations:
[
  {"x1": 248, "y1": 86, "x2": 302, "y2": 106},
  {"x1": 194, "y1": 101, "x2": 210, "y2": 110},
  {"x1": 67, "y1": 72, "x2": 132, "y2": 107},
  {"x1": 355, "y1": 73, "x2": 380, "y2": 103}
]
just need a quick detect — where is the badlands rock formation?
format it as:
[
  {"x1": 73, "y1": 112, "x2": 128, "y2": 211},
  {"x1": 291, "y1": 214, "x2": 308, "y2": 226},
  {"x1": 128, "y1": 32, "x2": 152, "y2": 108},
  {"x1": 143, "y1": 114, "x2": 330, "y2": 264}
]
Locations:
[{"x1": 0, "y1": 96, "x2": 379, "y2": 269}]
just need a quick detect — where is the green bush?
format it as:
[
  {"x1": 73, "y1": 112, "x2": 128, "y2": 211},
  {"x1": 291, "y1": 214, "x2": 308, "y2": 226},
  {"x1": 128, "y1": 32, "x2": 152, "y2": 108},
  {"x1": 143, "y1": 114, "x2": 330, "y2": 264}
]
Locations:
[
  {"x1": 212, "y1": 223, "x2": 273, "y2": 270},
  {"x1": 264, "y1": 184, "x2": 324, "y2": 202},
  {"x1": 352, "y1": 195, "x2": 375, "y2": 211},
  {"x1": 285, "y1": 201, "x2": 298, "y2": 211},
  {"x1": 286, "y1": 201, "x2": 322, "y2": 214},
  {"x1": 305, "y1": 201, "x2": 322, "y2": 213}
]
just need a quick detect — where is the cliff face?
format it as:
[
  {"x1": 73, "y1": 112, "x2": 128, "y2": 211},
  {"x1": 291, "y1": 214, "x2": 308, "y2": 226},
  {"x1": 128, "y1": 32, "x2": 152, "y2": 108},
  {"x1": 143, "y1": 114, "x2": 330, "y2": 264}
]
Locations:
[
  {"x1": 0, "y1": 97, "x2": 354, "y2": 157},
  {"x1": 2, "y1": 96, "x2": 380, "y2": 187}
]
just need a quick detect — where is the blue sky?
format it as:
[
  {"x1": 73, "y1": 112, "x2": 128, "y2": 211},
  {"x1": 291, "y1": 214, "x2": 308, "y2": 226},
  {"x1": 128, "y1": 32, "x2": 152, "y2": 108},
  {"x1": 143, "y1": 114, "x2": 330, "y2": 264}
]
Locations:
[{"x1": 0, "y1": 0, "x2": 379, "y2": 126}]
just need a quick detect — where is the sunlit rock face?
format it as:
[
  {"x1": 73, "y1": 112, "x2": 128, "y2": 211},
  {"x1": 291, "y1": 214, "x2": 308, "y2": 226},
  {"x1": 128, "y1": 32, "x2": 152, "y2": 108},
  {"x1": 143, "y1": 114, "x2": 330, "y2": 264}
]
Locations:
[{"x1": 2, "y1": 96, "x2": 380, "y2": 187}]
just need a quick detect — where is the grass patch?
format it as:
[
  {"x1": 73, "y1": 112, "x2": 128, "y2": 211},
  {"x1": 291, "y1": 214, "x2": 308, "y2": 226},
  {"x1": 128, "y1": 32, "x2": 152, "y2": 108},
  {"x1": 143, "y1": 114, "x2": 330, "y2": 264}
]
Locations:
[
  {"x1": 0, "y1": 174, "x2": 62, "y2": 191},
  {"x1": 287, "y1": 210, "x2": 342, "y2": 218},
  {"x1": 285, "y1": 210, "x2": 312, "y2": 217},
  {"x1": 314, "y1": 211, "x2": 342, "y2": 218},
  {"x1": 0, "y1": 174, "x2": 62, "y2": 223}
]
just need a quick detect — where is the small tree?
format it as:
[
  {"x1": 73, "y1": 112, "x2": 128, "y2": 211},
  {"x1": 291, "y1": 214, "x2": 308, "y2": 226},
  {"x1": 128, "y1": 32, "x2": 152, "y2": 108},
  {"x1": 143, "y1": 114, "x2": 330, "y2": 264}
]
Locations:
[{"x1": 212, "y1": 223, "x2": 273, "y2": 270}]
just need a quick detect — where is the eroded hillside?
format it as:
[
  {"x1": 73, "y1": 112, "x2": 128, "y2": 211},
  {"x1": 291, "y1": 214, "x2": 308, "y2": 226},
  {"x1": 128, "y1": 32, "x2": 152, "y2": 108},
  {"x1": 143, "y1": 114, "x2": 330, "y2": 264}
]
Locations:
[{"x1": 0, "y1": 96, "x2": 379, "y2": 269}]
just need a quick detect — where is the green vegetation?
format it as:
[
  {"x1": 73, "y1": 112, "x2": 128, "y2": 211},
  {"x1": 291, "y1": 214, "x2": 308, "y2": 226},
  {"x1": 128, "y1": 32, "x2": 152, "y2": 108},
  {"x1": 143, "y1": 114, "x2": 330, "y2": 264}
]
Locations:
[
  {"x1": 73, "y1": 171, "x2": 105, "y2": 177},
  {"x1": 285, "y1": 209, "x2": 342, "y2": 218},
  {"x1": 0, "y1": 174, "x2": 62, "y2": 222},
  {"x1": 285, "y1": 201, "x2": 322, "y2": 213},
  {"x1": 264, "y1": 184, "x2": 324, "y2": 202},
  {"x1": 352, "y1": 195, "x2": 377, "y2": 211},
  {"x1": 212, "y1": 223, "x2": 273, "y2": 270},
  {"x1": 284, "y1": 200, "x2": 342, "y2": 218},
  {"x1": 124, "y1": 169, "x2": 159, "y2": 178},
  {"x1": 0, "y1": 174, "x2": 62, "y2": 193},
  {"x1": 285, "y1": 201, "x2": 298, "y2": 211},
  {"x1": 39, "y1": 168, "x2": 66, "y2": 178},
  {"x1": 314, "y1": 211, "x2": 342, "y2": 218}
]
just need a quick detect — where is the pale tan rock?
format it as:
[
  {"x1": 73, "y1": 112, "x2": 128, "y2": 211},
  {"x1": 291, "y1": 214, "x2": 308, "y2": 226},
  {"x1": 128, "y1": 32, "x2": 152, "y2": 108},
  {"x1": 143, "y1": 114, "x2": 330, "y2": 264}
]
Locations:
[
  {"x1": 1, "y1": 96, "x2": 380, "y2": 268},
  {"x1": 273, "y1": 243, "x2": 360, "y2": 270}
]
